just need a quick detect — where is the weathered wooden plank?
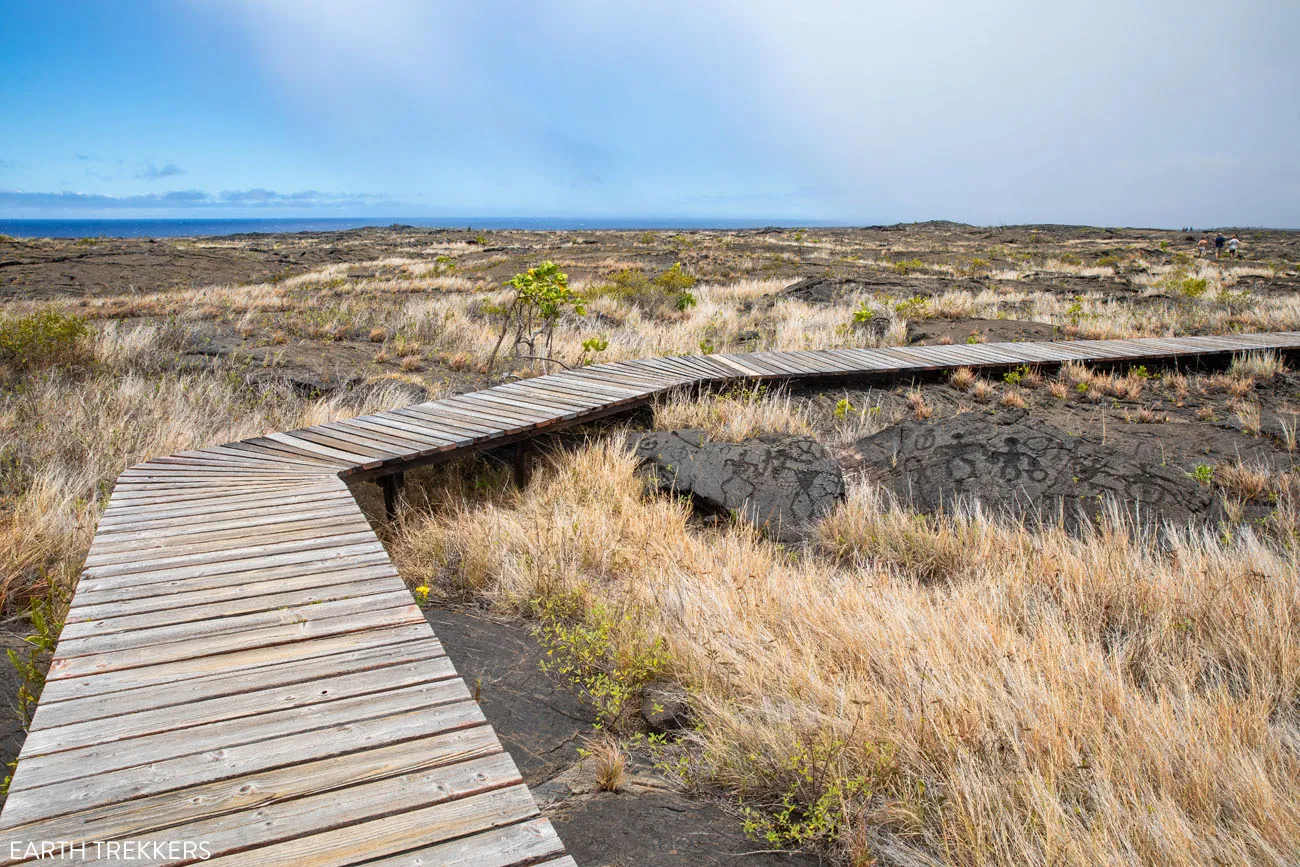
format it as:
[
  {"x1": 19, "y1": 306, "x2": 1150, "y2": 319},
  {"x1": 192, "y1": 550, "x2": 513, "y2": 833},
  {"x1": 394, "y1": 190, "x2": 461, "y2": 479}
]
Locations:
[
  {"x1": 95, "y1": 484, "x2": 349, "y2": 529},
  {"x1": 259, "y1": 432, "x2": 381, "y2": 466},
  {"x1": 9, "y1": 679, "x2": 471, "y2": 792},
  {"x1": 61, "y1": 575, "x2": 403, "y2": 641},
  {"x1": 84, "y1": 514, "x2": 373, "y2": 565},
  {"x1": 358, "y1": 818, "x2": 568, "y2": 867},
  {"x1": 89, "y1": 501, "x2": 362, "y2": 549},
  {"x1": 68, "y1": 550, "x2": 394, "y2": 607},
  {"x1": 66, "y1": 558, "x2": 395, "y2": 621},
  {"x1": 42, "y1": 754, "x2": 526, "y2": 867},
  {"x1": 0, "y1": 726, "x2": 501, "y2": 858},
  {"x1": 21, "y1": 657, "x2": 461, "y2": 759},
  {"x1": 223, "y1": 439, "x2": 353, "y2": 468},
  {"x1": 468, "y1": 388, "x2": 586, "y2": 420},
  {"x1": 36, "y1": 622, "x2": 436, "y2": 705},
  {"x1": 79, "y1": 531, "x2": 383, "y2": 587},
  {"x1": 285, "y1": 428, "x2": 405, "y2": 462},
  {"x1": 28, "y1": 636, "x2": 445, "y2": 731},
  {"x1": 56, "y1": 589, "x2": 417, "y2": 659},
  {"x1": 344, "y1": 414, "x2": 470, "y2": 449},
  {"x1": 393, "y1": 405, "x2": 506, "y2": 439},
  {"x1": 195, "y1": 784, "x2": 540, "y2": 867},
  {"x1": 318, "y1": 419, "x2": 450, "y2": 454},
  {"x1": 0, "y1": 700, "x2": 488, "y2": 825},
  {"x1": 48, "y1": 601, "x2": 423, "y2": 680}
]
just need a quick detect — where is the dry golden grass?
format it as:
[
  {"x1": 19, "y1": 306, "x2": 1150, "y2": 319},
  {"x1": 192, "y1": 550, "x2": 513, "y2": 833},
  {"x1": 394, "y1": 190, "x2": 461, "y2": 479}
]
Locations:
[
  {"x1": 653, "y1": 385, "x2": 813, "y2": 440},
  {"x1": 0, "y1": 325, "x2": 420, "y2": 612},
  {"x1": 584, "y1": 732, "x2": 628, "y2": 793},
  {"x1": 948, "y1": 367, "x2": 976, "y2": 391},
  {"x1": 390, "y1": 440, "x2": 1300, "y2": 866},
  {"x1": 998, "y1": 388, "x2": 1027, "y2": 409}
]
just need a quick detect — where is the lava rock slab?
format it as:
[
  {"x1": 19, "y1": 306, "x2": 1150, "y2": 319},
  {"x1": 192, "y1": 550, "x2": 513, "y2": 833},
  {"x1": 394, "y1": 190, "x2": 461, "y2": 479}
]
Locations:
[{"x1": 630, "y1": 430, "x2": 845, "y2": 542}]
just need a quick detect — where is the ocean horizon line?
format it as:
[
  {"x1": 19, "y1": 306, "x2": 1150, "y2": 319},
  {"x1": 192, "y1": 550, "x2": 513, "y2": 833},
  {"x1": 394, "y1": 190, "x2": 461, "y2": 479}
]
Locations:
[{"x1": 0, "y1": 216, "x2": 847, "y2": 239}]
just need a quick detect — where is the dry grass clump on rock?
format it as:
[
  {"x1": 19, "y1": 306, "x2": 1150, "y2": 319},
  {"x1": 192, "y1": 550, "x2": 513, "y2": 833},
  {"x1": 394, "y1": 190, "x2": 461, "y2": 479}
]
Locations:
[{"x1": 391, "y1": 437, "x2": 1300, "y2": 866}]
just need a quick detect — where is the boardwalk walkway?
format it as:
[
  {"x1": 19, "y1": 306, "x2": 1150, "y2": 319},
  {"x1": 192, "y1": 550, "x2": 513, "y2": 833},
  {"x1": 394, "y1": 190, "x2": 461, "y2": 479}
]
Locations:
[{"x1": 3, "y1": 332, "x2": 1299, "y2": 864}]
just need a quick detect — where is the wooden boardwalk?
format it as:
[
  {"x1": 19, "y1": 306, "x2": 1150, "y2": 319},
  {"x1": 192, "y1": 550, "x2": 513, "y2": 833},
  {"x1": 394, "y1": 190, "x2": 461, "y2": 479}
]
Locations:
[{"x1": 3, "y1": 332, "x2": 1299, "y2": 865}]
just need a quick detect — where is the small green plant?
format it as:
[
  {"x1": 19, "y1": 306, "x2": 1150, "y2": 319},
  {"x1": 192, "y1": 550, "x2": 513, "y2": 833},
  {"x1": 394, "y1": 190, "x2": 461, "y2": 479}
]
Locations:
[
  {"x1": 888, "y1": 258, "x2": 925, "y2": 275},
  {"x1": 851, "y1": 302, "x2": 876, "y2": 326},
  {"x1": 1130, "y1": 365, "x2": 1150, "y2": 380},
  {"x1": 1188, "y1": 464, "x2": 1215, "y2": 485},
  {"x1": 534, "y1": 596, "x2": 669, "y2": 729},
  {"x1": 833, "y1": 398, "x2": 854, "y2": 420},
  {"x1": 0, "y1": 309, "x2": 92, "y2": 370},
  {"x1": 6, "y1": 585, "x2": 65, "y2": 730},
  {"x1": 698, "y1": 338, "x2": 716, "y2": 355},
  {"x1": 739, "y1": 735, "x2": 872, "y2": 852},
  {"x1": 1176, "y1": 276, "x2": 1208, "y2": 299},
  {"x1": 1159, "y1": 240, "x2": 1170, "y2": 250},
  {"x1": 486, "y1": 261, "x2": 585, "y2": 367},
  {"x1": 470, "y1": 233, "x2": 488, "y2": 245},
  {"x1": 580, "y1": 336, "x2": 609, "y2": 365},
  {"x1": 411, "y1": 585, "x2": 431, "y2": 607},
  {"x1": 591, "y1": 263, "x2": 696, "y2": 316},
  {"x1": 1215, "y1": 287, "x2": 1253, "y2": 313},
  {"x1": 1002, "y1": 364, "x2": 1031, "y2": 385},
  {"x1": 892, "y1": 295, "x2": 929, "y2": 319}
]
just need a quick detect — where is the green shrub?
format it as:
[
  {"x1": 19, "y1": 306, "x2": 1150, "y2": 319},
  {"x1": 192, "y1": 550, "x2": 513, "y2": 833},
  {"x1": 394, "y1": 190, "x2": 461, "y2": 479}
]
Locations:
[
  {"x1": 892, "y1": 295, "x2": 929, "y2": 319},
  {"x1": 533, "y1": 596, "x2": 669, "y2": 729},
  {"x1": 591, "y1": 262, "x2": 697, "y2": 316},
  {"x1": 888, "y1": 258, "x2": 925, "y2": 275},
  {"x1": 486, "y1": 261, "x2": 584, "y2": 366},
  {"x1": 0, "y1": 310, "x2": 92, "y2": 370}
]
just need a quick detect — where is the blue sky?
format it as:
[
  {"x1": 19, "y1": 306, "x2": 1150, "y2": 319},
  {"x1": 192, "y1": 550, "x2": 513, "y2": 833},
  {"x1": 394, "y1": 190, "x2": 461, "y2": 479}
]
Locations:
[{"x1": 2, "y1": 0, "x2": 1297, "y2": 226}]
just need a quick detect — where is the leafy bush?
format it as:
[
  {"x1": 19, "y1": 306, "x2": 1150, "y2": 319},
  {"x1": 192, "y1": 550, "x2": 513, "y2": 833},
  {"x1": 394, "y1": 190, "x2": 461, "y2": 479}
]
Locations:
[
  {"x1": 580, "y1": 336, "x2": 609, "y2": 365},
  {"x1": 0, "y1": 310, "x2": 92, "y2": 370},
  {"x1": 486, "y1": 261, "x2": 585, "y2": 367},
  {"x1": 888, "y1": 258, "x2": 925, "y2": 275},
  {"x1": 534, "y1": 596, "x2": 669, "y2": 729},
  {"x1": 591, "y1": 262, "x2": 698, "y2": 317},
  {"x1": 739, "y1": 734, "x2": 873, "y2": 852},
  {"x1": 892, "y1": 295, "x2": 929, "y2": 320}
]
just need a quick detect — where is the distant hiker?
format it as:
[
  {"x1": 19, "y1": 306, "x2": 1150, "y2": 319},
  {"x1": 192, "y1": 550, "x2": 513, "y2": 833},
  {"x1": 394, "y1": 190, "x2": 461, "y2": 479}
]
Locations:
[
  {"x1": 1215, "y1": 234, "x2": 1226, "y2": 259},
  {"x1": 1198, "y1": 237, "x2": 1210, "y2": 257},
  {"x1": 1228, "y1": 236, "x2": 1240, "y2": 258}
]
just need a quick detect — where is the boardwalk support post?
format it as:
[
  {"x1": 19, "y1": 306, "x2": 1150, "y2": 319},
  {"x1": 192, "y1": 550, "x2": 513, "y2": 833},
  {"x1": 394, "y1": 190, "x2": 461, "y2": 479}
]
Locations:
[
  {"x1": 513, "y1": 441, "x2": 530, "y2": 488},
  {"x1": 381, "y1": 471, "x2": 404, "y2": 521}
]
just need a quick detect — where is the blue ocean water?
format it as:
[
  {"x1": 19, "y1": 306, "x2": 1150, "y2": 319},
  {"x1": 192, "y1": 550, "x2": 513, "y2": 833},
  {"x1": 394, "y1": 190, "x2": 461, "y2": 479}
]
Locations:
[{"x1": 0, "y1": 217, "x2": 805, "y2": 239}]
